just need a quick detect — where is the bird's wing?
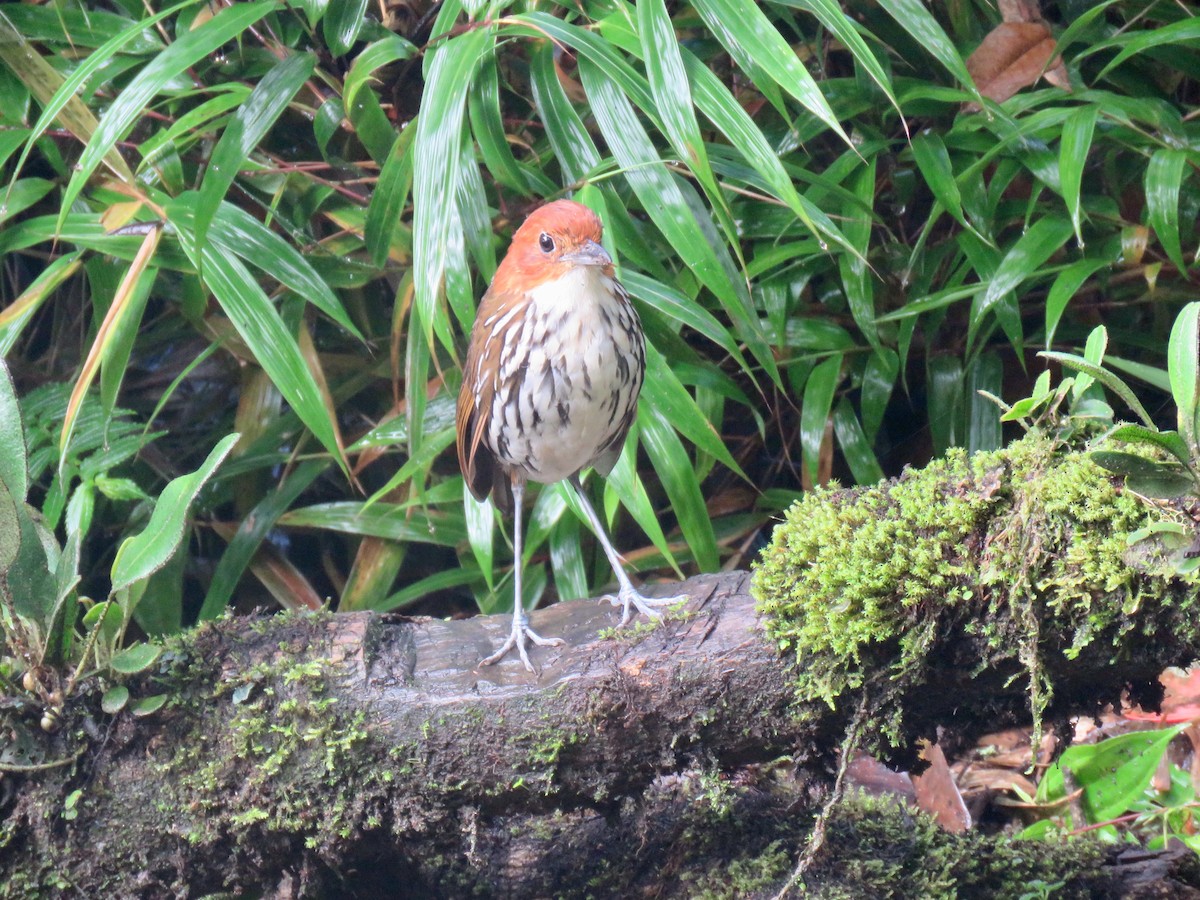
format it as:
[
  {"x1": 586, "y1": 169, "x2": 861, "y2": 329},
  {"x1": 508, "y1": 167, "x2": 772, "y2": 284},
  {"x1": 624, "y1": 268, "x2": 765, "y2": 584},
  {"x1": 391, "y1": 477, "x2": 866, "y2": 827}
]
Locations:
[{"x1": 456, "y1": 322, "x2": 497, "y2": 503}]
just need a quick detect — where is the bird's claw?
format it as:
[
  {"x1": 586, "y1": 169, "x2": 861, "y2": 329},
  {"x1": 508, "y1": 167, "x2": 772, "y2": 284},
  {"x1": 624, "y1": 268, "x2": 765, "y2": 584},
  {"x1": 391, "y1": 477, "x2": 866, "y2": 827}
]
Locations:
[
  {"x1": 604, "y1": 589, "x2": 688, "y2": 627},
  {"x1": 480, "y1": 614, "x2": 565, "y2": 672}
]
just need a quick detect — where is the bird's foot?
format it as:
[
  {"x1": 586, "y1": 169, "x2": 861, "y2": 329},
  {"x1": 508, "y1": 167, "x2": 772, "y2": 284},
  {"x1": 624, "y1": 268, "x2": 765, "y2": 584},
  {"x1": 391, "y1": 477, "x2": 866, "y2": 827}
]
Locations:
[
  {"x1": 480, "y1": 613, "x2": 565, "y2": 672},
  {"x1": 605, "y1": 586, "x2": 688, "y2": 627}
]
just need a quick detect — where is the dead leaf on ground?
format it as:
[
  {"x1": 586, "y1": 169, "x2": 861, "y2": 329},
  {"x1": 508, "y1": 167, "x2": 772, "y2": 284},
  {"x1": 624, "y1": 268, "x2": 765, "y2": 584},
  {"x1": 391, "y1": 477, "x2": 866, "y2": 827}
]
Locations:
[{"x1": 965, "y1": 22, "x2": 1069, "y2": 111}]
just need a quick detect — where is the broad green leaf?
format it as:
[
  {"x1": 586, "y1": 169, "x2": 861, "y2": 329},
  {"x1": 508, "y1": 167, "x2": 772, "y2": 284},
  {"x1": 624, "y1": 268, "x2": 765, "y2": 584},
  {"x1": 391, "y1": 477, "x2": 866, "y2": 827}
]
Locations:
[
  {"x1": 980, "y1": 217, "x2": 1074, "y2": 320},
  {"x1": 278, "y1": 502, "x2": 466, "y2": 546},
  {"x1": 528, "y1": 42, "x2": 601, "y2": 186},
  {"x1": 1059, "y1": 105, "x2": 1097, "y2": 247},
  {"x1": 578, "y1": 57, "x2": 777, "y2": 384},
  {"x1": 101, "y1": 685, "x2": 130, "y2": 714},
  {"x1": 601, "y1": 429, "x2": 681, "y2": 577},
  {"x1": 168, "y1": 210, "x2": 347, "y2": 471},
  {"x1": 549, "y1": 512, "x2": 588, "y2": 602},
  {"x1": 1146, "y1": 148, "x2": 1188, "y2": 276},
  {"x1": 1168, "y1": 302, "x2": 1200, "y2": 450},
  {"x1": 378, "y1": 567, "x2": 480, "y2": 613},
  {"x1": 636, "y1": 0, "x2": 738, "y2": 257},
  {"x1": 468, "y1": 50, "x2": 536, "y2": 196},
  {"x1": 56, "y1": 2, "x2": 277, "y2": 229},
  {"x1": 193, "y1": 52, "x2": 315, "y2": 277},
  {"x1": 110, "y1": 433, "x2": 239, "y2": 594},
  {"x1": 801, "y1": 354, "x2": 842, "y2": 483},
  {"x1": 840, "y1": 160, "x2": 877, "y2": 349},
  {"x1": 203, "y1": 201, "x2": 362, "y2": 339},
  {"x1": 110, "y1": 642, "x2": 162, "y2": 674},
  {"x1": 0, "y1": 482, "x2": 19, "y2": 575},
  {"x1": 1110, "y1": 426, "x2": 1191, "y2": 468},
  {"x1": 363, "y1": 122, "x2": 413, "y2": 270},
  {"x1": 690, "y1": 0, "x2": 851, "y2": 146},
  {"x1": 322, "y1": 0, "x2": 369, "y2": 57},
  {"x1": 641, "y1": 345, "x2": 745, "y2": 479},
  {"x1": 198, "y1": 459, "x2": 328, "y2": 621},
  {"x1": 928, "y1": 355, "x2": 964, "y2": 454},
  {"x1": 0, "y1": 359, "x2": 27, "y2": 503},
  {"x1": 1095, "y1": 20, "x2": 1200, "y2": 81},
  {"x1": 832, "y1": 398, "x2": 883, "y2": 484},
  {"x1": 1037, "y1": 726, "x2": 1183, "y2": 824},
  {"x1": 776, "y1": 0, "x2": 902, "y2": 119},
  {"x1": 861, "y1": 348, "x2": 898, "y2": 442},
  {"x1": 1040, "y1": 351, "x2": 1154, "y2": 428},
  {"x1": 876, "y1": 0, "x2": 983, "y2": 107},
  {"x1": 412, "y1": 26, "x2": 494, "y2": 356},
  {"x1": 131, "y1": 694, "x2": 168, "y2": 717},
  {"x1": 0, "y1": 8, "x2": 135, "y2": 186},
  {"x1": 911, "y1": 132, "x2": 965, "y2": 230},
  {"x1": 966, "y1": 352, "x2": 1002, "y2": 453},
  {"x1": 1044, "y1": 258, "x2": 1110, "y2": 348},
  {"x1": 464, "y1": 485, "x2": 496, "y2": 594},
  {"x1": 638, "y1": 413, "x2": 718, "y2": 572}
]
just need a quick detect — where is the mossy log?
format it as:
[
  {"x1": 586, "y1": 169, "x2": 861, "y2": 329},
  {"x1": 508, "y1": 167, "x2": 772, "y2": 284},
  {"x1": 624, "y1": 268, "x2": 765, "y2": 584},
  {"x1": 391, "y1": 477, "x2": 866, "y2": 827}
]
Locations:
[{"x1": 4, "y1": 436, "x2": 1200, "y2": 897}]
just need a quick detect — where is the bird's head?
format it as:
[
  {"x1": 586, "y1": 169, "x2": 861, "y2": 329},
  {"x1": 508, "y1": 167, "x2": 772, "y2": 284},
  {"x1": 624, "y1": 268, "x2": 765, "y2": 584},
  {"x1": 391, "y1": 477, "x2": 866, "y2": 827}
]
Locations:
[{"x1": 491, "y1": 200, "x2": 614, "y2": 294}]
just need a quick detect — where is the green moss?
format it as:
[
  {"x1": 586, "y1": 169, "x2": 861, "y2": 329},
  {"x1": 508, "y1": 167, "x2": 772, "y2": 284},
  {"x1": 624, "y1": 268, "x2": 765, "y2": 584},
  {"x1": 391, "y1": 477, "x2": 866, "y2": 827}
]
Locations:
[
  {"x1": 805, "y1": 790, "x2": 1109, "y2": 899},
  {"x1": 752, "y1": 431, "x2": 1200, "y2": 746}
]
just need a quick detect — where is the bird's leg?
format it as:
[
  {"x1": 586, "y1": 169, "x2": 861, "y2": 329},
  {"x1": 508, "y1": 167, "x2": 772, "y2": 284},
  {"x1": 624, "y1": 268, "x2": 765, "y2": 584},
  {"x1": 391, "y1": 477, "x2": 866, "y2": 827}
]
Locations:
[
  {"x1": 481, "y1": 477, "x2": 565, "y2": 671},
  {"x1": 568, "y1": 475, "x2": 687, "y2": 626}
]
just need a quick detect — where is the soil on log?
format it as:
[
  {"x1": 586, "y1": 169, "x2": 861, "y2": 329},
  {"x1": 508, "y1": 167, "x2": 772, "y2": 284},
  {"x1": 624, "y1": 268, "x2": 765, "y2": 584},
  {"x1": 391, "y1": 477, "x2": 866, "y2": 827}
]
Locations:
[{"x1": 0, "y1": 571, "x2": 1196, "y2": 898}]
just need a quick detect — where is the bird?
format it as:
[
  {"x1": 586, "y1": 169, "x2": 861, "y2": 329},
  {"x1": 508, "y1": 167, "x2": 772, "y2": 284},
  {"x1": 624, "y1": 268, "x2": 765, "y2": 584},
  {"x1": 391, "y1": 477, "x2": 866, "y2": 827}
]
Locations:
[{"x1": 456, "y1": 199, "x2": 685, "y2": 671}]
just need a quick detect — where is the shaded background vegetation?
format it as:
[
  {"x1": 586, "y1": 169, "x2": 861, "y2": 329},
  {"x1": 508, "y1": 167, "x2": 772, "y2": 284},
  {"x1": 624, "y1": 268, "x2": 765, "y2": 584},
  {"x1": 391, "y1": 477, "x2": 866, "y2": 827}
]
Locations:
[{"x1": 0, "y1": 0, "x2": 1196, "y2": 651}]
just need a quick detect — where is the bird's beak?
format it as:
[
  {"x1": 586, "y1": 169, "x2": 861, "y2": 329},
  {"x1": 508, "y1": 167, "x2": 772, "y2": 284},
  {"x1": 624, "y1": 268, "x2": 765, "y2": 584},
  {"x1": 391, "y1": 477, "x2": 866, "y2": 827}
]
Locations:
[{"x1": 561, "y1": 239, "x2": 613, "y2": 268}]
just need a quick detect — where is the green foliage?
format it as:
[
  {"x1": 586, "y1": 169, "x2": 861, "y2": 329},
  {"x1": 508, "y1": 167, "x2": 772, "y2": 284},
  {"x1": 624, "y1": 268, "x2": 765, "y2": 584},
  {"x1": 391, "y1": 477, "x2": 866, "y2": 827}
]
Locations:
[
  {"x1": 0, "y1": 0, "x2": 1197, "y2": 658},
  {"x1": 804, "y1": 790, "x2": 1108, "y2": 899},
  {"x1": 751, "y1": 431, "x2": 1198, "y2": 746},
  {"x1": 1023, "y1": 724, "x2": 1200, "y2": 856}
]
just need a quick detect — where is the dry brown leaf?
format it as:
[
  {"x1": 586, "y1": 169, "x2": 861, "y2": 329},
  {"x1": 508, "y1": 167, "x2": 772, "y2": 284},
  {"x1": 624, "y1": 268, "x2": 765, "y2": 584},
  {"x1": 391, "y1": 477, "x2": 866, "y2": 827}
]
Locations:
[
  {"x1": 965, "y1": 22, "x2": 1068, "y2": 111},
  {"x1": 913, "y1": 741, "x2": 972, "y2": 833}
]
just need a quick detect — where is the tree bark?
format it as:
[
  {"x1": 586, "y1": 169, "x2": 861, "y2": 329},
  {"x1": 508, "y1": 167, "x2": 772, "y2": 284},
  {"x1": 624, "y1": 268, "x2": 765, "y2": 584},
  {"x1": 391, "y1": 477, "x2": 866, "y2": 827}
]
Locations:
[{"x1": 0, "y1": 571, "x2": 1195, "y2": 898}]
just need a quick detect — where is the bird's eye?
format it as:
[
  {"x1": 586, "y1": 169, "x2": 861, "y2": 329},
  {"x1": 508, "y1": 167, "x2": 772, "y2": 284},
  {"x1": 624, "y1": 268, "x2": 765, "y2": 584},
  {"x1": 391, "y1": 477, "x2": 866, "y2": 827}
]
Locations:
[{"x1": 538, "y1": 233, "x2": 555, "y2": 253}]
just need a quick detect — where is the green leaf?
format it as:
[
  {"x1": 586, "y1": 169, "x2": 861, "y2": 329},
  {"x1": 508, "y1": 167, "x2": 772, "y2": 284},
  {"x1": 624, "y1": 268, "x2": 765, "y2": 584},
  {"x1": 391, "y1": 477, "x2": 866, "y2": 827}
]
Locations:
[
  {"x1": 638, "y1": 413, "x2": 718, "y2": 571},
  {"x1": 1039, "y1": 351, "x2": 1154, "y2": 428},
  {"x1": 981, "y1": 217, "x2": 1074, "y2": 321},
  {"x1": 322, "y1": 0, "x2": 369, "y2": 57},
  {"x1": 193, "y1": 52, "x2": 315, "y2": 278},
  {"x1": 167, "y1": 208, "x2": 347, "y2": 470},
  {"x1": 130, "y1": 693, "x2": 168, "y2": 717},
  {"x1": 56, "y1": 1, "x2": 277, "y2": 229},
  {"x1": 0, "y1": 481, "x2": 20, "y2": 575},
  {"x1": 1146, "y1": 149, "x2": 1188, "y2": 277},
  {"x1": 640, "y1": 345, "x2": 745, "y2": 479},
  {"x1": 801, "y1": 355, "x2": 842, "y2": 483},
  {"x1": 110, "y1": 642, "x2": 162, "y2": 674},
  {"x1": 577, "y1": 56, "x2": 776, "y2": 385},
  {"x1": 464, "y1": 485, "x2": 495, "y2": 593},
  {"x1": 689, "y1": 0, "x2": 851, "y2": 146},
  {"x1": 1059, "y1": 105, "x2": 1097, "y2": 247},
  {"x1": 278, "y1": 502, "x2": 466, "y2": 546},
  {"x1": 1095, "y1": 19, "x2": 1200, "y2": 81},
  {"x1": 198, "y1": 459, "x2": 327, "y2": 621},
  {"x1": 1168, "y1": 302, "x2": 1200, "y2": 450},
  {"x1": 840, "y1": 160, "x2": 877, "y2": 349},
  {"x1": 876, "y1": 0, "x2": 982, "y2": 107},
  {"x1": 110, "y1": 433, "x2": 239, "y2": 594},
  {"x1": 1037, "y1": 726, "x2": 1183, "y2": 825},
  {"x1": 832, "y1": 398, "x2": 883, "y2": 484},
  {"x1": 1044, "y1": 258, "x2": 1110, "y2": 348},
  {"x1": 101, "y1": 685, "x2": 129, "y2": 714},
  {"x1": 911, "y1": 132, "x2": 965, "y2": 230},
  {"x1": 412, "y1": 27, "x2": 494, "y2": 355},
  {"x1": 0, "y1": 359, "x2": 27, "y2": 503},
  {"x1": 1109, "y1": 426, "x2": 1191, "y2": 467}
]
